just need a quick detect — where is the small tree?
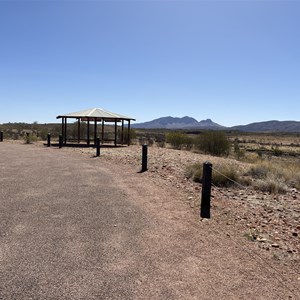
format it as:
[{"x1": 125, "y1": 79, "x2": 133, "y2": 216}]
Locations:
[
  {"x1": 195, "y1": 131, "x2": 230, "y2": 156},
  {"x1": 166, "y1": 132, "x2": 192, "y2": 150}
]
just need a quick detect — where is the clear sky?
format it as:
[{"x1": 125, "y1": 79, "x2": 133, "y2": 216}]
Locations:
[{"x1": 0, "y1": 0, "x2": 299, "y2": 127}]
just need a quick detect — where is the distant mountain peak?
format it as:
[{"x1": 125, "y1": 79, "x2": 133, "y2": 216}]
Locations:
[
  {"x1": 132, "y1": 116, "x2": 224, "y2": 129},
  {"x1": 130, "y1": 116, "x2": 300, "y2": 132}
]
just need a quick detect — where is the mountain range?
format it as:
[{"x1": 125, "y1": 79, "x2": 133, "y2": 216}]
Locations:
[{"x1": 132, "y1": 116, "x2": 300, "y2": 132}]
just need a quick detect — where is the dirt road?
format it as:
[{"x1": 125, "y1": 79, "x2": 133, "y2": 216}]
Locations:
[{"x1": 0, "y1": 142, "x2": 299, "y2": 299}]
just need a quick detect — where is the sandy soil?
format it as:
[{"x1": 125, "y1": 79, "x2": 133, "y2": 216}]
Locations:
[
  {"x1": 61, "y1": 143, "x2": 300, "y2": 292},
  {"x1": 70, "y1": 144, "x2": 300, "y2": 267}
]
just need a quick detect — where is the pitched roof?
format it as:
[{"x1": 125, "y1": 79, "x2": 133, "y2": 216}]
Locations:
[{"x1": 56, "y1": 108, "x2": 135, "y2": 121}]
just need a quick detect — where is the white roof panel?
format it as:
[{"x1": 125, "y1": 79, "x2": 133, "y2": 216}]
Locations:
[{"x1": 57, "y1": 108, "x2": 135, "y2": 121}]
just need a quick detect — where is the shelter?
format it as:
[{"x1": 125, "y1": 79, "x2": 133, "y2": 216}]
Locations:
[{"x1": 56, "y1": 108, "x2": 135, "y2": 146}]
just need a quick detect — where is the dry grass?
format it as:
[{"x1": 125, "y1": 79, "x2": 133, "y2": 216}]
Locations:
[
  {"x1": 185, "y1": 162, "x2": 241, "y2": 187},
  {"x1": 184, "y1": 143, "x2": 300, "y2": 193}
]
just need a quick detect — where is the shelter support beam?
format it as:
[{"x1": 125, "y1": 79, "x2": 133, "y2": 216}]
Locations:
[
  {"x1": 121, "y1": 120, "x2": 124, "y2": 145},
  {"x1": 127, "y1": 120, "x2": 131, "y2": 146},
  {"x1": 61, "y1": 117, "x2": 67, "y2": 145},
  {"x1": 64, "y1": 118, "x2": 67, "y2": 145},
  {"x1": 77, "y1": 119, "x2": 81, "y2": 144},
  {"x1": 61, "y1": 118, "x2": 64, "y2": 144},
  {"x1": 87, "y1": 119, "x2": 90, "y2": 146},
  {"x1": 101, "y1": 120, "x2": 104, "y2": 144},
  {"x1": 114, "y1": 119, "x2": 117, "y2": 147},
  {"x1": 94, "y1": 118, "x2": 97, "y2": 145}
]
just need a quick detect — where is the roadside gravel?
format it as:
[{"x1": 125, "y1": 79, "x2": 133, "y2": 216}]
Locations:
[{"x1": 73, "y1": 144, "x2": 300, "y2": 270}]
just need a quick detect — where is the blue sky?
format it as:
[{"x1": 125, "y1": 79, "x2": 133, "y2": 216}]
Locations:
[{"x1": 0, "y1": 0, "x2": 299, "y2": 126}]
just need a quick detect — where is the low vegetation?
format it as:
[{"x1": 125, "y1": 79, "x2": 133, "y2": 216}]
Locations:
[
  {"x1": 165, "y1": 131, "x2": 230, "y2": 156},
  {"x1": 1, "y1": 122, "x2": 299, "y2": 193},
  {"x1": 194, "y1": 131, "x2": 230, "y2": 156},
  {"x1": 185, "y1": 155, "x2": 300, "y2": 193},
  {"x1": 166, "y1": 132, "x2": 193, "y2": 150},
  {"x1": 185, "y1": 162, "x2": 241, "y2": 187}
]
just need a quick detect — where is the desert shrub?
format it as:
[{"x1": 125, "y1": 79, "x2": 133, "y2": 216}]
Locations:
[
  {"x1": 244, "y1": 159, "x2": 300, "y2": 192},
  {"x1": 23, "y1": 133, "x2": 38, "y2": 144},
  {"x1": 39, "y1": 129, "x2": 49, "y2": 141},
  {"x1": 195, "y1": 131, "x2": 230, "y2": 156},
  {"x1": 242, "y1": 152, "x2": 261, "y2": 163},
  {"x1": 185, "y1": 136, "x2": 194, "y2": 150},
  {"x1": 246, "y1": 165, "x2": 269, "y2": 179},
  {"x1": 138, "y1": 137, "x2": 154, "y2": 146},
  {"x1": 136, "y1": 131, "x2": 158, "y2": 146},
  {"x1": 272, "y1": 146, "x2": 283, "y2": 156},
  {"x1": 253, "y1": 176, "x2": 289, "y2": 194},
  {"x1": 267, "y1": 160, "x2": 300, "y2": 190},
  {"x1": 212, "y1": 163, "x2": 240, "y2": 186},
  {"x1": 233, "y1": 141, "x2": 245, "y2": 160},
  {"x1": 157, "y1": 141, "x2": 166, "y2": 148},
  {"x1": 185, "y1": 162, "x2": 240, "y2": 187},
  {"x1": 166, "y1": 132, "x2": 193, "y2": 150},
  {"x1": 147, "y1": 138, "x2": 154, "y2": 146},
  {"x1": 185, "y1": 163, "x2": 203, "y2": 182},
  {"x1": 256, "y1": 147, "x2": 266, "y2": 157},
  {"x1": 153, "y1": 133, "x2": 166, "y2": 147}
]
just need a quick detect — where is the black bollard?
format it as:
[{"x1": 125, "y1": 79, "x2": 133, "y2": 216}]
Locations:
[
  {"x1": 96, "y1": 137, "x2": 100, "y2": 157},
  {"x1": 47, "y1": 133, "x2": 51, "y2": 147},
  {"x1": 200, "y1": 162, "x2": 212, "y2": 218},
  {"x1": 59, "y1": 134, "x2": 63, "y2": 148},
  {"x1": 141, "y1": 144, "x2": 148, "y2": 172},
  {"x1": 0, "y1": 131, "x2": 3, "y2": 142}
]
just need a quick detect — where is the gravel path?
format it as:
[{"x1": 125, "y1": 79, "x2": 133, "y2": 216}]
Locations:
[{"x1": 0, "y1": 142, "x2": 299, "y2": 299}]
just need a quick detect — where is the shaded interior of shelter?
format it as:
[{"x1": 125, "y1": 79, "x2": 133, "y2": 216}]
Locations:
[{"x1": 46, "y1": 142, "x2": 127, "y2": 149}]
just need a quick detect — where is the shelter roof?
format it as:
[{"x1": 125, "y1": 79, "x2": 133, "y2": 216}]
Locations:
[{"x1": 56, "y1": 108, "x2": 135, "y2": 121}]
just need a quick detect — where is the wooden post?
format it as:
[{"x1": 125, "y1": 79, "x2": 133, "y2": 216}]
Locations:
[
  {"x1": 121, "y1": 120, "x2": 124, "y2": 145},
  {"x1": 77, "y1": 119, "x2": 81, "y2": 144},
  {"x1": 96, "y1": 137, "x2": 100, "y2": 157},
  {"x1": 114, "y1": 119, "x2": 117, "y2": 146},
  {"x1": 141, "y1": 144, "x2": 148, "y2": 172},
  {"x1": 0, "y1": 131, "x2": 3, "y2": 142},
  {"x1": 47, "y1": 133, "x2": 51, "y2": 147},
  {"x1": 200, "y1": 162, "x2": 212, "y2": 218},
  {"x1": 127, "y1": 120, "x2": 131, "y2": 146},
  {"x1": 64, "y1": 118, "x2": 67, "y2": 145},
  {"x1": 61, "y1": 118, "x2": 64, "y2": 144},
  {"x1": 101, "y1": 120, "x2": 104, "y2": 145},
  {"x1": 94, "y1": 118, "x2": 97, "y2": 145},
  {"x1": 87, "y1": 119, "x2": 90, "y2": 146},
  {"x1": 59, "y1": 134, "x2": 63, "y2": 148}
]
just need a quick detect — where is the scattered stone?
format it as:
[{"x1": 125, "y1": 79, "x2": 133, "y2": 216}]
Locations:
[
  {"x1": 257, "y1": 237, "x2": 267, "y2": 242},
  {"x1": 271, "y1": 243, "x2": 280, "y2": 248},
  {"x1": 201, "y1": 218, "x2": 209, "y2": 223}
]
